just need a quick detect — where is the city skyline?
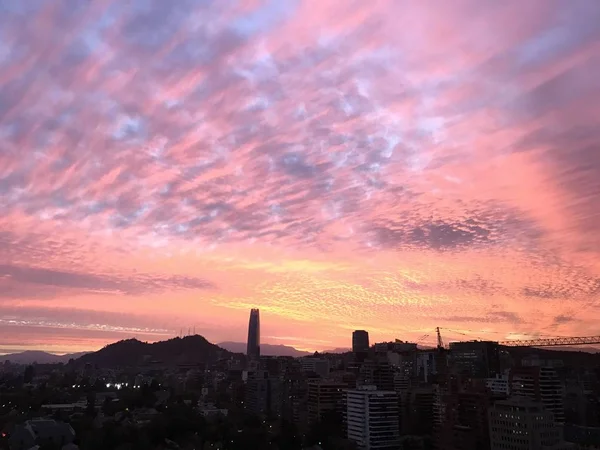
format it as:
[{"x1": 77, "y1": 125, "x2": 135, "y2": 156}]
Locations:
[{"x1": 2, "y1": 0, "x2": 600, "y2": 355}]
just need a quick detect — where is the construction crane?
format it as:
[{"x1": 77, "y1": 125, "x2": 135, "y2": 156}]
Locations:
[
  {"x1": 435, "y1": 327, "x2": 600, "y2": 348},
  {"x1": 417, "y1": 334, "x2": 429, "y2": 344},
  {"x1": 499, "y1": 336, "x2": 600, "y2": 347},
  {"x1": 436, "y1": 327, "x2": 443, "y2": 349}
]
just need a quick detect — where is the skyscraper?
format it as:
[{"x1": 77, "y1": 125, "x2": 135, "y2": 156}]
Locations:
[
  {"x1": 352, "y1": 330, "x2": 370, "y2": 353},
  {"x1": 247, "y1": 308, "x2": 260, "y2": 360}
]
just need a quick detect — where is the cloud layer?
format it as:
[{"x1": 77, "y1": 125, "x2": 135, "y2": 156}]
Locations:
[{"x1": 1, "y1": 0, "x2": 600, "y2": 352}]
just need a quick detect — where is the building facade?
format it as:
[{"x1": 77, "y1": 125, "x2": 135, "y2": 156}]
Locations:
[
  {"x1": 449, "y1": 341, "x2": 500, "y2": 379},
  {"x1": 346, "y1": 385, "x2": 400, "y2": 450},
  {"x1": 245, "y1": 370, "x2": 280, "y2": 416},
  {"x1": 486, "y1": 373, "x2": 510, "y2": 398},
  {"x1": 488, "y1": 398, "x2": 574, "y2": 450},
  {"x1": 510, "y1": 366, "x2": 565, "y2": 423},
  {"x1": 300, "y1": 358, "x2": 331, "y2": 378},
  {"x1": 307, "y1": 380, "x2": 346, "y2": 423}
]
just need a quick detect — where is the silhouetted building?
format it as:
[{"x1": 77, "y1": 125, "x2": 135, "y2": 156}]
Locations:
[
  {"x1": 353, "y1": 330, "x2": 370, "y2": 354},
  {"x1": 359, "y1": 359, "x2": 395, "y2": 392},
  {"x1": 308, "y1": 380, "x2": 346, "y2": 423},
  {"x1": 510, "y1": 366, "x2": 565, "y2": 423},
  {"x1": 300, "y1": 358, "x2": 330, "y2": 378},
  {"x1": 245, "y1": 370, "x2": 280, "y2": 417},
  {"x1": 402, "y1": 386, "x2": 435, "y2": 436},
  {"x1": 437, "y1": 391, "x2": 490, "y2": 450},
  {"x1": 449, "y1": 341, "x2": 500, "y2": 379},
  {"x1": 247, "y1": 308, "x2": 260, "y2": 360},
  {"x1": 346, "y1": 385, "x2": 400, "y2": 450},
  {"x1": 281, "y1": 373, "x2": 309, "y2": 429},
  {"x1": 488, "y1": 398, "x2": 574, "y2": 450},
  {"x1": 387, "y1": 348, "x2": 418, "y2": 380}
]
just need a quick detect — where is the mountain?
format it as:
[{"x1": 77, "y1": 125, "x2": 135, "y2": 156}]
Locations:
[
  {"x1": 323, "y1": 347, "x2": 352, "y2": 354},
  {"x1": 0, "y1": 351, "x2": 90, "y2": 365},
  {"x1": 218, "y1": 341, "x2": 311, "y2": 357},
  {"x1": 76, "y1": 335, "x2": 233, "y2": 367}
]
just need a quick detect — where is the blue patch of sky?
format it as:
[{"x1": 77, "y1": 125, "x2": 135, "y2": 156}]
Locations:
[
  {"x1": 87, "y1": 201, "x2": 108, "y2": 214},
  {"x1": 0, "y1": 0, "x2": 44, "y2": 16},
  {"x1": 232, "y1": 0, "x2": 298, "y2": 38},
  {"x1": 112, "y1": 116, "x2": 145, "y2": 141},
  {"x1": 516, "y1": 27, "x2": 570, "y2": 69}
]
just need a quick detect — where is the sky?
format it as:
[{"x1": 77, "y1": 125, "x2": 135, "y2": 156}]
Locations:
[{"x1": 1, "y1": 0, "x2": 600, "y2": 355}]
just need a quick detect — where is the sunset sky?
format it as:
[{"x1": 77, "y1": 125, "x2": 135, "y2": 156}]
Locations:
[{"x1": 2, "y1": 0, "x2": 600, "y2": 355}]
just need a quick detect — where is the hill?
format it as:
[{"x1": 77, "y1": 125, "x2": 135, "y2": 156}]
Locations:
[
  {"x1": 218, "y1": 341, "x2": 311, "y2": 357},
  {"x1": 0, "y1": 351, "x2": 89, "y2": 365},
  {"x1": 76, "y1": 335, "x2": 233, "y2": 367}
]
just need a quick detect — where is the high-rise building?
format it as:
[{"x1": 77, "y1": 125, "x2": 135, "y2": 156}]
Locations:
[
  {"x1": 436, "y1": 390, "x2": 490, "y2": 450},
  {"x1": 449, "y1": 341, "x2": 500, "y2": 379},
  {"x1": 510, "y1": 366, "x2": 565, "y2": 423},
  {"x1": 281, "y1": 373, "x2": 309, "y2": 430},
  {"x1": 307, "y1": 380, "x2": 346, "y2": 423},
  {"x1": 245, "y1": 370, "x2": 280, "y2": 417},
  {"x1": 404, "y1": 386, "x2": 435, "y2": 436},
  {"x1": 488, "y1": 398, "x2": 575, "y2": 450},
  {"x1": 353, "y1": 330, "x2": 370, "y2": 354},
  {"x1": 247, "y1": 308, "x2": 260, "y2": 360},
  {"x1": 346, "y1": 385, "x2": 400, "y2": 450},
  {"x1": 358, "y1": 359, "x2": 395, "y2": 392}
]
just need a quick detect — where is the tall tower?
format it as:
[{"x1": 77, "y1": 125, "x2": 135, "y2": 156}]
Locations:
[{"x1": 247, "y1": 308, "x2": 260, "y2": 360}]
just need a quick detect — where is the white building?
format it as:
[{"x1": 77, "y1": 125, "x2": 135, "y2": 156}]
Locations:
[
  {"x1": 346, "y1": 385, "x2": 400, "y2": 450},
  {"x1": 486, "y1": 373, "x2": 510, "y2": 396},
  {"x1": 416, "y1": 351, "x2": 437, "y2": 383},
  {"x1": 489, "y1": 398, "x2": 575, "y2": 450}
]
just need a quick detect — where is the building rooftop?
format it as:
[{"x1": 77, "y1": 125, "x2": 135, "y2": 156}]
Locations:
[{"x1": 492, "y1": 397, "x2": 544, "y2": 412}]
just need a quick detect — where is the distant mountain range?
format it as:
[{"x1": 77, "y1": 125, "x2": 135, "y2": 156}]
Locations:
[
  {"x1": 3, "y1": 337, "x2": 599, "y2": 367},
  {"x1": 0, "y1": 339, "x2": 350, "y2": 366},
  {"x1": 217, "y1": 342, "x2": 353, "y2": 356},
  {"x1": 218, "y1": 341, "x2": 311, "y2": 357},
  {"x1": 0, "y1": 350, "x2": 90, "y2": 365}
]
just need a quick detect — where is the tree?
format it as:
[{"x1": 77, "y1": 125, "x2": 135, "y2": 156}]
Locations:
[
  {"x1": 305, "y1": 410, "x2": 345, "y2": 449},
  {"x1": 275, "y1": 419, "x2": 301, "y2": 450},
  {"x1": 86, "y1": 391, "x2": 97, "y2": 416},
  {"x1": 24, "y1": 365, "x2": 35, "y2": 383}
]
